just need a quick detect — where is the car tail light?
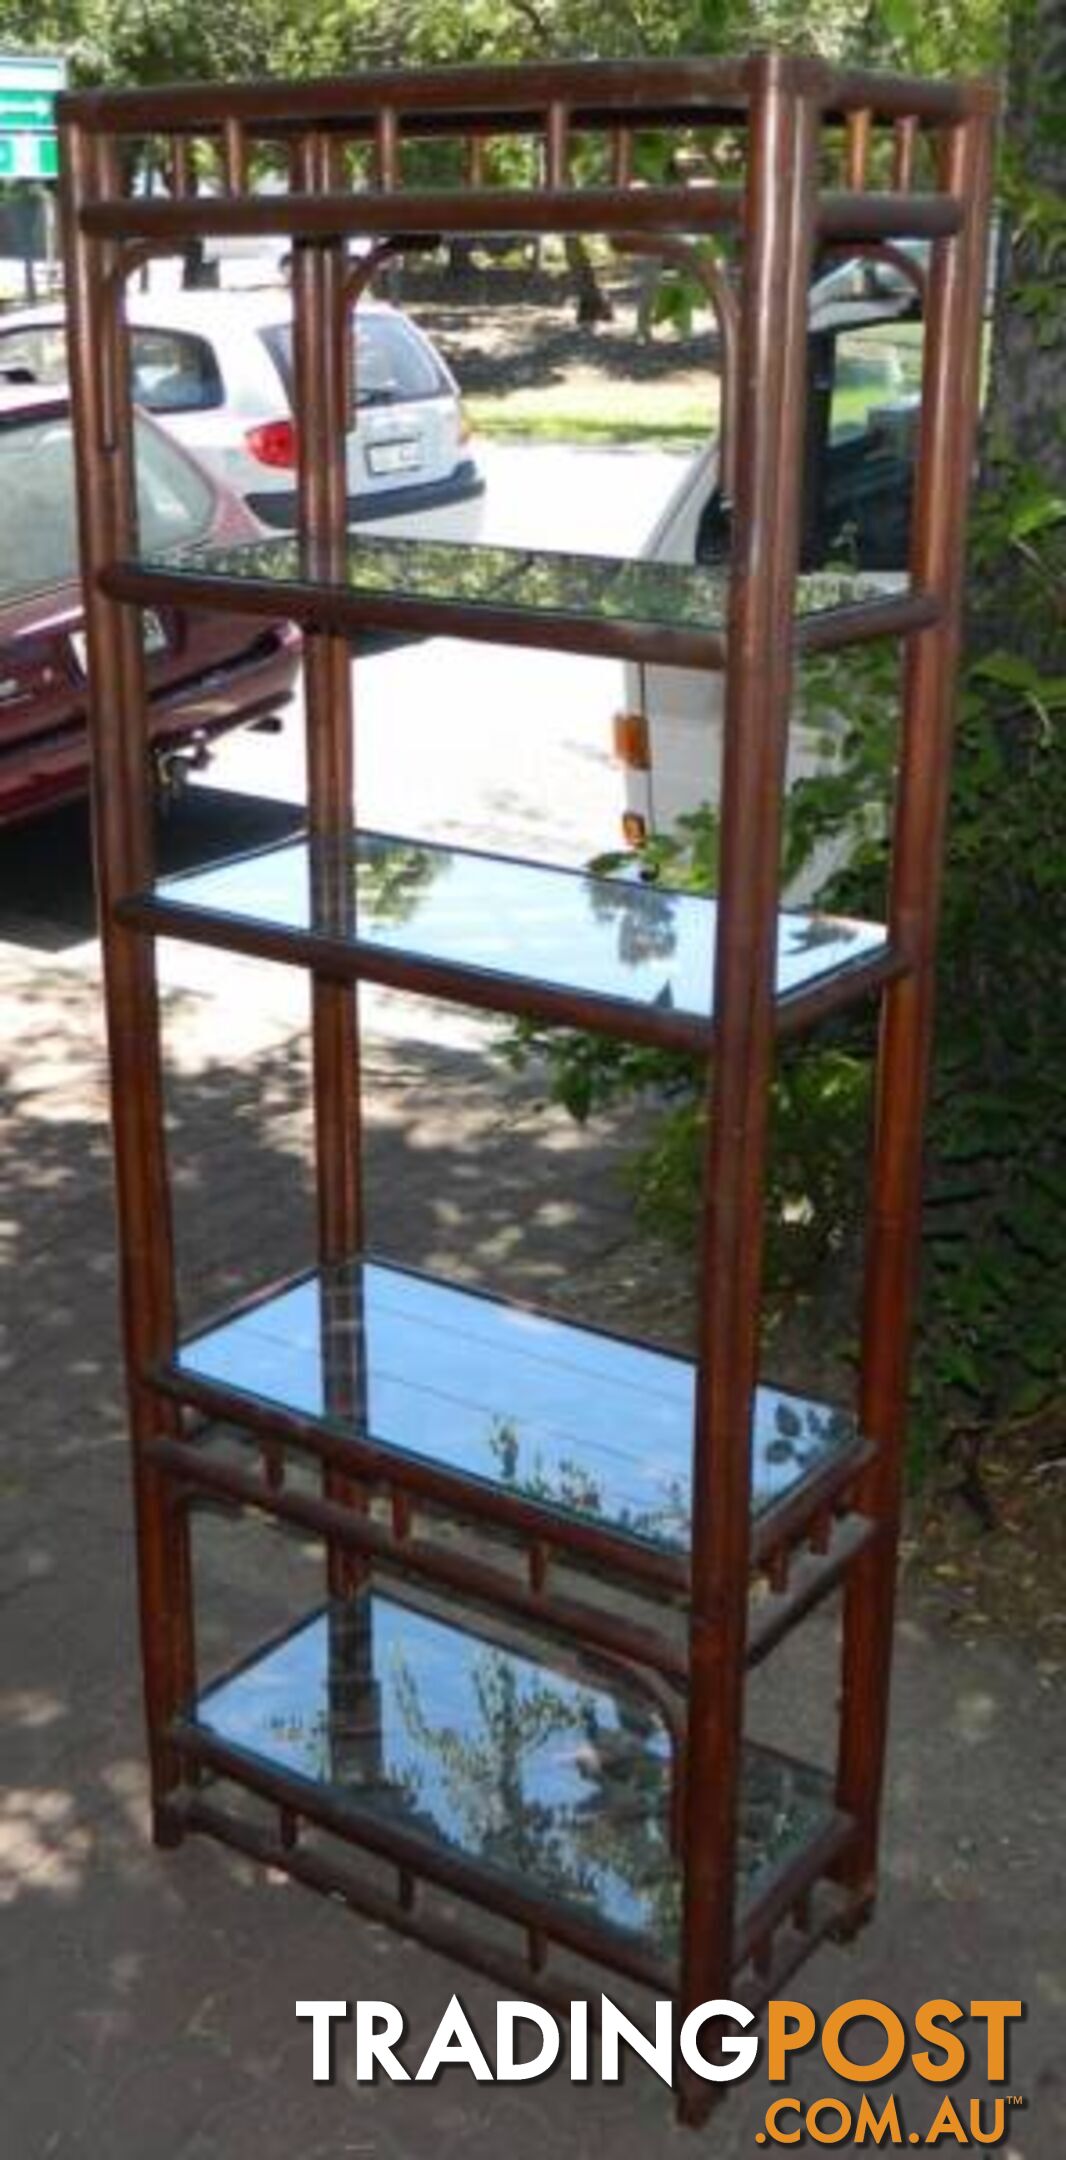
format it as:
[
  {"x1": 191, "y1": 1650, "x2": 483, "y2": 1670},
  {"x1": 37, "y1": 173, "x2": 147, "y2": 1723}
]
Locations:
[
  {"x1": 612, "y1": 710, "x2": 651, "y2": 771},
  {"x1": 458, "y1": 402, "x2": 473, "y2": 445},
  {"x1": 245, "y1": 418, "x2": 298, "y2": 468}
]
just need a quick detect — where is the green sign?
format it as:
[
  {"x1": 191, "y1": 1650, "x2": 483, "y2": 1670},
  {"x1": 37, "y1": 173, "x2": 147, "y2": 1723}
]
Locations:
[
  {"x1": 0, "y1": 87, "x2": 55, "y2": 130},
  {"x1": 0, "y1": 133, "x2": 59, "y2": 179},
  {"x1": 0, "y1": 56, "x2": 65, "y2": 180}
]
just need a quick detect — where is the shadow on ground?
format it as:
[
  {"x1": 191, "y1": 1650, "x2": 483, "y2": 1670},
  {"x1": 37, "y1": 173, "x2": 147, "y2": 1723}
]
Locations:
[{"x1": 0, "y1": 790, "x2": 306, "y2": 954}]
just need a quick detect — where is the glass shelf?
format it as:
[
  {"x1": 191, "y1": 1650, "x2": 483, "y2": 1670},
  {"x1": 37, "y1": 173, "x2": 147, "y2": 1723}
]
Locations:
[
  {"x1": 105, "y1": 535, "x2": 926, "y2": 668},
  {"x1": 168, "y1": 1257, "x2": 861, "y2": 1563},
  {"x1": 187, "y1": 1581, "x2": 839, "y2": 1963},
  {"x1": 122, "y1": 829, "x2": 891, "y2": 1050}
]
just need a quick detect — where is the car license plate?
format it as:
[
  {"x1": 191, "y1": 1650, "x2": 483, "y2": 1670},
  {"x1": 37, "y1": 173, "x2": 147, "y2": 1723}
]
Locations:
[
  {"x1": 368, "y1": 438, "x2": 423, "y2": 476},
  {"x1": 71, "y1": 609, "x2": 167, "y2": 676}
]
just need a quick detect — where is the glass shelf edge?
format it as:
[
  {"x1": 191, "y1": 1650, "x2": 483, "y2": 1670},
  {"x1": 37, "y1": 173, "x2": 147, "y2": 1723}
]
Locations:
[
  {"x1": 148, "y1": 1378, "x2": 874, "y2": 1591},
  {"x1": 115, "y1": 884, "x2": 724, "y2": 1054},
  {"x1": 148, "y1": 1250, "x2": 872, "y2": 1583},
  {"x1": 112, "y1": 893, "x2": 899, "y2": 1061},
  {"x1": 98, "y1": 559, "x2": 938, "y2": 668}
]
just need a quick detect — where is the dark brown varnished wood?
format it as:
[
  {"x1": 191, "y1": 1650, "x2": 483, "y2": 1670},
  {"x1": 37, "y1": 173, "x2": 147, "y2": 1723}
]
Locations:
[
  {"x1": 836, "y1": 103, "x2": 996, "y2": 1900},
  {"x1": 58, "y1": 52, "x2": 992, "y2": 136},
  {"x1": 78, "y1": 183, "x2": 967, "y2": 245},
  {"x1": 679, "y1": 61, "x2": 821, "y2": 2091},
  {"x1": 59, "y1": 115, "x2": 196, "y2": 1838}
]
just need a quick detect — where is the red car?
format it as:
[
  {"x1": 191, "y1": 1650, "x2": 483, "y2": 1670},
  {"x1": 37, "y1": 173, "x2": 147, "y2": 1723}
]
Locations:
[{"x1": 0, "y1": 383, "x2": 299, "y2": 828}]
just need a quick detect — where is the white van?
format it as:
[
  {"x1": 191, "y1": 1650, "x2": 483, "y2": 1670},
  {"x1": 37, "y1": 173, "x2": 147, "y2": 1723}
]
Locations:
[{"x1": 614, "y1": 253, "x2": 925, "y2": 894}]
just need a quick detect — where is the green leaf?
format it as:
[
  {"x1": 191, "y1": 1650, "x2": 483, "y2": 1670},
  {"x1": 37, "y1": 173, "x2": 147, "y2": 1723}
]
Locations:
[{"x1": 1009, "y1": 492, "x2": 1066, "y2": 542}]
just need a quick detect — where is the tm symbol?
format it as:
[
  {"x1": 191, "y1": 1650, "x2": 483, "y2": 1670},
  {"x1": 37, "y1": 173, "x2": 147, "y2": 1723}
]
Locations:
[{"x1": 1007, "y1": 2095, "x2": 1026, "y2": 2107}]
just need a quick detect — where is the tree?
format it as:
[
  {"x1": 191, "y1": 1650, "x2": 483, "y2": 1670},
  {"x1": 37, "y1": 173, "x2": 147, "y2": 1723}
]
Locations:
[
  {"x1": 976, "y1": 0, "x2": 1065, "y2": 651},
  {"x1": 913, "y1": 0, "x2": 1066, "y2": 1450}
]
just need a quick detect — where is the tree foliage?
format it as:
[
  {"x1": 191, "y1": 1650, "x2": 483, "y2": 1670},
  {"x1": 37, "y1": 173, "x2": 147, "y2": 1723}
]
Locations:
[
  {"x1": 917, "y1": 0, "x2": 1066, "y2": 1445},
  {"x1": 0, "y1": 0, "x2": 1006, "y2": 86}
]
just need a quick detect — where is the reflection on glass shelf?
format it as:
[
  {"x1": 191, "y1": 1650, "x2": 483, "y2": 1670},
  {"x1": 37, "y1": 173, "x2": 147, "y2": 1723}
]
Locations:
[
  {"x1": 140, "y1": 530, "x2": 893, "y2": 633},
  {"x1": 145, "y1": 830, "x2": 888, "y2": 1024},
  {"x1": 192, "y1": 1585, "x2": 836, "y2": 1954},
  {"x1": 174, "y1": 1259, "x2": 858, "y2": 1552}
]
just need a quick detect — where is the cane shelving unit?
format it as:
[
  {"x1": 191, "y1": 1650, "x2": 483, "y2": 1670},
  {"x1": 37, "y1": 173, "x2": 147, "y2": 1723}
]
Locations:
[{"x1": 60, "y1": 54, "x2": 995, "y2": 2121}]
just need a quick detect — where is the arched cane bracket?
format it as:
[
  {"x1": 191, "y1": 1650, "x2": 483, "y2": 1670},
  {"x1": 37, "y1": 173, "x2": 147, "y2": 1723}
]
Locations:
[
  {"x1": 97, "y1": 244, "x2": 162, "y2": 451},
  {"x1": 340, "y1": 231, "x2": 442, "y2": 311},
  {"x1": 337, "y1": 233, "x2": 442, "y2": 421}
]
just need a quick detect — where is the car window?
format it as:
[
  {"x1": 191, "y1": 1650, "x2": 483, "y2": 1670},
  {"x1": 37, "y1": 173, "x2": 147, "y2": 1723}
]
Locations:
[
  {"x1": 135, "y1": 417, "x2": 217, "y2": 549},
  {"x1": 354, "y1": 314, "x2": 444, "y2": 405},
  {"x1": 829, "y1": 319, "x2": 921, "y2": 442},
  {"x1": 261, "y1": 312, "x2": 446, "y2": 412},
  {"x1": 0, "y1": 412, "x2": 214, "y2": 603},
  {"x1": 695, "y1": 318, "x2": 921, "y2": 577},
  {"x1": 0, "y1": 324, "x2": 69, "y2": 386},
  {"x1": 0, "y1": 322, "x2": 226, "y2": 417},
  {"x1": 129, "y1": 328, "x2": 225, "y2": 414},
  {"x1": 818, "y1": 320, "x2": 920, "y2": 570},
  {"x1": 258, "y1": 322, "x2": 295, "y2": 400}
]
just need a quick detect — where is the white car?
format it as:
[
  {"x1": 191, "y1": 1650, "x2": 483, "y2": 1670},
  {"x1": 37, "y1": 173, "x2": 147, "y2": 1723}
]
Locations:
[
  {"x1": 615, "y1": 260, "x2": 925, "y2": 894},
  {"x1": 0, "y1": 289, "x2": 486, "y2": 541}
]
